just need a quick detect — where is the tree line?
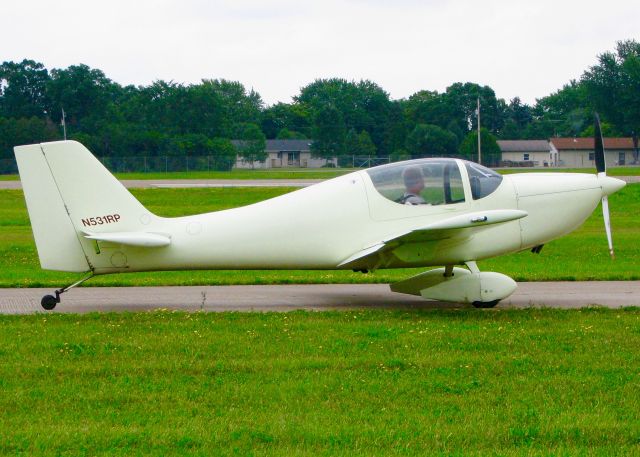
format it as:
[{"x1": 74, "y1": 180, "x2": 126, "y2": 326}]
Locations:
[{"x1": 1, "y1": 39, "x2": 639, "y2": 168}]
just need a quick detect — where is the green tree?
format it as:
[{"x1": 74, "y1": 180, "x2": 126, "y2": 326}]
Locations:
[
  {"x1": 405, "y1": 124, "x2": 458, "y2": 158},
  {"x1": 443, "y1": 82, "x2": 504, "y2": 134},
  {"x1": 235, "y1": 123, "x2": 266, "y2": 167},
  {"x1": 382, "y1": 101, "x2": 408, "y2": 156},
  {"x1": 390, "y1": 149, "x2": 410, "y2": 162},
  {"x1": 345, "y1": 129, "x2": 377, "y2": 156},
  {"x1": 0, "y1": 116, "x2": 59, "y2": 161},
  {"x1": 201, "y1": 79, "x2": 263, "y2": 130},
  {"x1": 276, "y1": 128, "x2": 306, "y2": 139},
  {"x1": 499, "y1": 97, "x2": 533, "y2": 139},
  {"x1": 459, "y1": 128, "x2": 501, "y2": 165},
  {"x1": 261, "y1": 103, "x2": 312, "y2": 139},
  {"x1": 582, "y1": 39, "x2": 640, "y2": 160},
  {"x1": 169, "y1": 133, "x2": 213, "y2": 156},
  {"x1": 403, "y1": 90, "x2": 450, "y2": 129},
  {"x1": 529, "y1": 81, "x2": 591, "y2": 138},
  {"x1": 0, "y1": 59, "x2": 50, "y2": 118},
  {"x1": 311, "y1": 105, "x2": 346, "y2": 160},
  {"x1": 296, "y1": 78, "x2": 392, "y2": 154},
  {"x1": 46, "y1": 64, "x2": 119, "y2": 131},
  {"x1": 208, "y1": 138, "x2": 237, "y2": 171}
]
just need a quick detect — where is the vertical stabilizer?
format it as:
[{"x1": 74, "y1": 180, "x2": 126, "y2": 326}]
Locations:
[{"x1": 14, "y1": 140, "x2": 155, "y2": 272}]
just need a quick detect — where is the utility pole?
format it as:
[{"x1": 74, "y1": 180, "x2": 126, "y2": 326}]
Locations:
[
  {"x1": 61, "y1": 108, "x2": 67, "y2": 140},
  {"x1": 476, "y1": 97, "x2": 481, "y2": 165}
]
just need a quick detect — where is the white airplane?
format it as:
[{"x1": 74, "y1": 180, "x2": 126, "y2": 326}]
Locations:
[{"x1": 14, "y1": 116, "x2": 625, "y2": 310}]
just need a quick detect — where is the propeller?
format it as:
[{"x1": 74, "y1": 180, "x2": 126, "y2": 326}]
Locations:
[{"x1": 594, "y1": 113, "x2": 615, "y2": 258}]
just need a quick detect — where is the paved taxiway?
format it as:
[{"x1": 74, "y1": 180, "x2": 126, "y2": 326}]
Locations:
[
  {"x1": 1, "y1": 282, "x2": 638, "y2": 314},
  {"x1": 1, "y1": 176, "x2": 638, "y2": 190}
]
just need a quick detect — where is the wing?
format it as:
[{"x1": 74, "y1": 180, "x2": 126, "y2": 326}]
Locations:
[{"x1": 338, "y1": 209, "x2": 527, "y2": 269}]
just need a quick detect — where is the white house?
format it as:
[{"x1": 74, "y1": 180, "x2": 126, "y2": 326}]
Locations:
[
  {"x1": 550, "y1": 138, "x2": 637, "y2": 168},
  {"x1": 497, "y1": 140, "x2": 556, "y2": 167}
]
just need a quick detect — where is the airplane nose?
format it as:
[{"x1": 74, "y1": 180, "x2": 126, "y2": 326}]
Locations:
[{"x1": 599, "y1": 176, "x2": 626, "y2": 197}]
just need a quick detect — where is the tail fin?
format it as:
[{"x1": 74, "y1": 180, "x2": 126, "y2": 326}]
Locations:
[{"x1": 14, "y1": 140, "x2": 152, "y2": 272}]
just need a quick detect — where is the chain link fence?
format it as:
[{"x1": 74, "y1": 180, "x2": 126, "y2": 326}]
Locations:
[
  {"x1": 97, "y1": 156, "x2": 237, "y2": 173},
  {"x1": 0, "y1": 154, "x2": 498, "y2": 175},
  {"x1": 0, "y1": 156, "x2": 239, "y2": 175},
  {"x1": 1, "y1": 155, "x2": 397, "y2": 175}
]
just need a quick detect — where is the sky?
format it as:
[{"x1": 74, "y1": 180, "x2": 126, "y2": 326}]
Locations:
[{"x1": 1, "y1": 0, "x2": 638, "y2": 106}]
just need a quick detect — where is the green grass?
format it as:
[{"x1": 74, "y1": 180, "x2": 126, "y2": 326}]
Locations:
[
  {"x1": 0, "y1": 184, "x2": 638, "y2": 288},
  {"x1": 0, "y1": 308, "x2": 639, "y2": 455}
]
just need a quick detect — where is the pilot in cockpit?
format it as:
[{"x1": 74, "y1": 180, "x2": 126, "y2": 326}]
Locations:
[{"x1": 398, "y1": 166, "x2": 427, "y2": 205}]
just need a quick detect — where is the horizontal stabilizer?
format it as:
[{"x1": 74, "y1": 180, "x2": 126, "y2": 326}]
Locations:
[{"x1": 83, "y1": 231, "x2": 171, "y2": 248}]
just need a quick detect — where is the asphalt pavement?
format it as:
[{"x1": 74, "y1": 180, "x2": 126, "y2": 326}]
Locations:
[{"x1": 1, "y1": 282, "x2": 638, "y2": 314}]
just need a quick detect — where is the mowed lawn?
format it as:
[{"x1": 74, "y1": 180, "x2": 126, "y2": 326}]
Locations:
[
  {"x1": 0, "y1": 183, "x2": 638, "y2": 288},
  {"x1": 1, "y1": 309, "x2": 639, "y2": 456}
]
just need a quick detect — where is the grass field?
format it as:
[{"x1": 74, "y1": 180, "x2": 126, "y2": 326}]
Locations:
[
  {"x1": 1, "y1": 166, "x2": 640, "y2": 181},
  {"x1": 1, "y1": 308, "x2": 639, "y2": 455},
  {"x1": 0, "y1": 183, "x2": 638, "y2": 288}
]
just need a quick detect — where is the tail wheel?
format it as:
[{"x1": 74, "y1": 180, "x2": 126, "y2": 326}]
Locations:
[{"x1": 41, "y1": 295, "x2": 59, "y2": 310}]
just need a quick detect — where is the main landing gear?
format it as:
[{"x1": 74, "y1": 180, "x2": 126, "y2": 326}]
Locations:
[
  {"x1": 465, "y1": 261, "x2": 502, "y2": 309},
  {"x1": 390, "y1": 261, "x2": 517, "y2": 308},
  {"x1": 41, "y1": 273, "x2": 94, "y2": 311}
]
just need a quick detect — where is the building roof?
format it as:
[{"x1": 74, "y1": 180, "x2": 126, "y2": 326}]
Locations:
[
  {"x1": 497, "y1": 140, "x2": 551, "y2": 152},
  {"x1": 551, "y1": 137, "x2": 635, "y2": 150},
  {"x1": 265, "y1": 139, "x2": 314, "y2": 151},
  {"x1": 232, "y1": 139, "x2": 314, "y2": 151}
]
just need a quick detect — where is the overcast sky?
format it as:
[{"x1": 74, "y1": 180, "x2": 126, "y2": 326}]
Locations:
[{"x1": 2, "y1": 0, "x2": 638, "y2": 106}]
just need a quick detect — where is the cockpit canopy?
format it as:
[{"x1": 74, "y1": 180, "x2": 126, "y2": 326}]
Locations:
[
  {"x1": 464, "y1": 161, "x2": 503, "y2": 200},
  {"x1": 365, "y1": 158, "x2": 503, "y2": 205}
]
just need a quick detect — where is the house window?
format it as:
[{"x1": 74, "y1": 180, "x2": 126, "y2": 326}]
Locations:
[
  {"x1": 589, "y1": 152, "x2": 595, "y2": 161},
  {"x1": 619, "y1": 152, "x2": 625, "y2": 165},
  {"x1": 523, "y1": 153, "x2": 530, "y2": 161}
]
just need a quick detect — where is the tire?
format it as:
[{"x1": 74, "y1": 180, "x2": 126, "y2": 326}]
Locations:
[
  {"x1": 41, "y1": 295, "x2": 58, "y2": 310},
  {"x1": 472, "y1": 299, "x2": 500, "y2": 309}
]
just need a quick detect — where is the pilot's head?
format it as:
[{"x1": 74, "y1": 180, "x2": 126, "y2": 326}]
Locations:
[{"x1": 402, "y1": 166, "x2": 425, "y2": 194}]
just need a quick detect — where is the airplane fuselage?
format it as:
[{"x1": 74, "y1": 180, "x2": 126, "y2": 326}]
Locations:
[{"x1": 87, "y1": 168, "x2": 607, "y2": 275}]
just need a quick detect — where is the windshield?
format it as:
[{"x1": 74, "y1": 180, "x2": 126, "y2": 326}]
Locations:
[
  {"x1": 366, "y1": 159, "x2": 465, "y2": 206},
  {"x1": 465, "y1": 162, "x2": 503, "y2": 199}
]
